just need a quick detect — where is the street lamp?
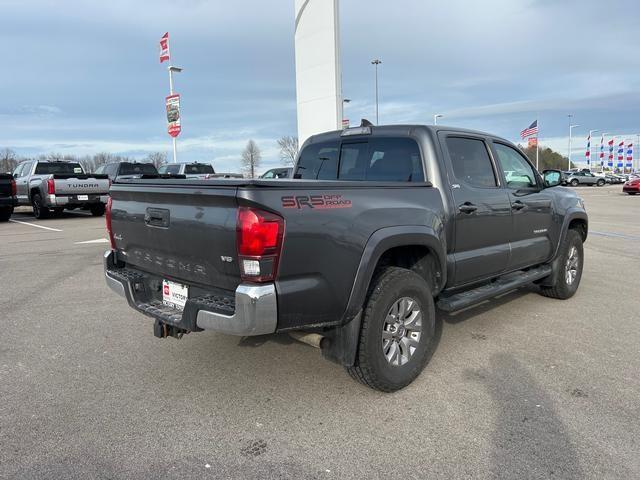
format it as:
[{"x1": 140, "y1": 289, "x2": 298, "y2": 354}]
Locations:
[
  {"x1": 568, "y1": 123, "x2": 580, "y2": 170},
  {"x1": 434, "y1": 114, "x2": 443, "y2": 125},
  {"x1": 342, "y1": 98, "x2": 351, "y2": 129},
  {"x1": 371, "y1": 59, "x2": 382, "y2": 125}
]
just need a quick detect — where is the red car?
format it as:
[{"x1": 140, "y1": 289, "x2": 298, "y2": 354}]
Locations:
[{"x1": 623, "y1": 178, "x2": 640, "y2": 195}]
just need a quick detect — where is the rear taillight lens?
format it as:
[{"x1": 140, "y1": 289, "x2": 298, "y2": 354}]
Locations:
[
  {"x1": 10, "y1": 178, "x2": 16, "y2": 197},
  {"x1": 46, "y1": 178, "x2": 55, "y2": 195},
  {"x1": 105, "y1": 196, "x2": 115, "y2": 249},
  {"x1": 237, "y1": 207, "x2": 284, "y2": 282}
]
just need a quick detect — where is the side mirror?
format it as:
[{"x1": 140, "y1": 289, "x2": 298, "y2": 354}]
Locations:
[{"x1": 542, "y1": 169, "x2": 562, "y2": 187}]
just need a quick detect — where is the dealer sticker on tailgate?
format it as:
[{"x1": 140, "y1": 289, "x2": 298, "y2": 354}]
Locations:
[{"x1": 162, "y1": 279, "x2": 188, "y2": 310}]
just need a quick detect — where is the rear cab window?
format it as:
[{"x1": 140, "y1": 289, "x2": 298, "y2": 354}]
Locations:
[
  {"x1": 118, "y1": 163, "x2": 158, "y2": 176},
  {"x1": 185, "y1": 164, "x2": 214, "y2": 174},
  {"x1": 295, "y1": 137, "x2": 425, "y2": 182},
  {"x1": 34, "y1": 162, "x2": 84, "y2": 175}
]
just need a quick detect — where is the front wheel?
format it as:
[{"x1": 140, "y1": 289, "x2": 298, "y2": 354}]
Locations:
[
  {"x1": 597, "y1": 179, "x2": 605, "y2": 186},
  {"x1": 346, "y1": 267, "x2": 438, "y2": 392},
  {"x1": 539, "y1": 229, "x2": 584, "y2": 300},
  {"x1": 32, "y1": 194, "x2": 50, "y2": 219}
]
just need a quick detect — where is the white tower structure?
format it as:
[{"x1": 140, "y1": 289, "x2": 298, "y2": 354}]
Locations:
[{"x1": 294, "y1": 0, "x2": 343, "y2": 145}]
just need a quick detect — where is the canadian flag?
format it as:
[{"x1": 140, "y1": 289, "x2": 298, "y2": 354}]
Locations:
[{"x1": 159, "y1": 32, "x2": 170, "y2": 63}]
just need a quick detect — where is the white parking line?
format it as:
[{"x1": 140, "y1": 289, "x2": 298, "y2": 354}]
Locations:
[
  {"x1": 75, "y1": 238, "x2": 109, "y2": 244},
  {"x1": 9, "y1": 219, "x2": 63, "y2": 232}
]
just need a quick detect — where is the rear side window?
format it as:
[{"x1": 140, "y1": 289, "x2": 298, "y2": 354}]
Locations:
[
  {"x1": 337, "y1": 139, "x2": 424, "y2": 182},
  {"x1": 295, "y1": 141, "x2": 339, "y2": 180},
  {"x1": 446, "y1": 137, "x2": 497, "y2": 188},
  {"x1": 185, "y1": 164, "x2": 214, "y2": 174},
  {"x1": 34, "y1": 162, "x2": 84, "y2": 175},
  {"x1": 118, "y1": 163, "x2": 158, "y2": 176}
]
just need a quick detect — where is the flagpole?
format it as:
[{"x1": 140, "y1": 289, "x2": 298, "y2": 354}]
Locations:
[{"x1": 169, "y1": 67, "x2": 177, "y2": 163}]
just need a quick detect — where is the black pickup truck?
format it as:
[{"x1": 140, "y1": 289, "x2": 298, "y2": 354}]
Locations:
[
  {"x1": 104, "y1": 124, "x2": 588, "y2": 391},
  {"x1": 0, "y1": 173, "x2": 17, "y2": 221}
]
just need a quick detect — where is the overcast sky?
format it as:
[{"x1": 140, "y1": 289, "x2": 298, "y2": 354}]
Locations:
[{"x1": 2, "y1": 0, "x2": 639, "y2": 172}]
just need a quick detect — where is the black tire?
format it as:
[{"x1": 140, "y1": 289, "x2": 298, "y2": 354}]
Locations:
[
  {"x1": 346, "y1": 267, "x2": 437, "y2": 392},
  {"x1": 539, "y1": 229, "x2": 583, "y2": 300},
  {"x1": 628, "y1": 192, "x2": 637, "y2": 195},
  {"x1": 597, "y1": 179, "x2": 605, "y2": 186},
  {"x1": 0, "y1": 207, "x2": 12, "y2": 222},
  {"x1": 90, "y1": 203, "x2": 105, "y2": 217},
  {"x1": 570, "y1": 179, "x2": 579, "y2": 187},
  {"x1": 32, "y1": 194, "x2": 49, "y2": 219}
]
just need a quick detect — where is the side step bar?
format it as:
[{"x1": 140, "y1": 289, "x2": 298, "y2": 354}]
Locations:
[{"x1": 437, "y1": 265, "x2": 552, "y2": 312}]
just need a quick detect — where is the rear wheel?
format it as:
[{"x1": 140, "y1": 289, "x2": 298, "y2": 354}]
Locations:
[
  {"x1": 539, "y1": 229, "x2": 583, "y2": 300},
  {"x1": 0, "y1": 207, "x2": 12, "y2": 222},
  {"x1": 32, "y1": 194, "x2": 49, "y2": 219},
  {"x1": 90, "y1": 203, "x2": 105, "y2": 217},
  {"x1": 346, "y1": 267, "x2": 437, "y2": 392},
  {"x1": 570, "y1": 179, "x2": 579, "y2": 187},
  {"x1": 597, "y1": 179, "x2": 605, "y2": 186}
]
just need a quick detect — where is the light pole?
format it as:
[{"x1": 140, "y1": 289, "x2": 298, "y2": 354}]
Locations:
[
  {"x1": 434, "y1": 114, "x2": 443, "y2": 125},
  {"x1": 371, "y1": 59, "x2": 382, "y2": 125},
  {"x1": 168, "y1": 65, "x2": 183, "y2": 163},
  {"x1": 342, "y1": 98, "x2": 351, "y2": 128},
  {"x1": 568, "y1": 123, "x2": 580, "y2": 170}
]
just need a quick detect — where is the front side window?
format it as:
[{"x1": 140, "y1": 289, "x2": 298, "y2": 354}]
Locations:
[
  {"x1": 446, "y1": 137, "x2": 497, "y2": 188},
  {"x1": 13, "y1": 163, "x2": 26, "y2": 178},
  {"x1": 493, "y1": 143, "x2": 537, "y2": 189},
  {"x1": 295, "y1": 141, "x2": 339, "y2": 180}
]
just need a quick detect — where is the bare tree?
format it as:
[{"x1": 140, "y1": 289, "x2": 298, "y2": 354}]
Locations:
[
  {"x1": 277, "y1": 136, "x2": 299, "y2": 165},
  {"x1": 145, "y1": 151, "x2": 168, "y2": 168},
  {"x1": 241, "y1": 140, "x2": 261, "y2": 178},
  {"x1": 0, "y1": 148, "x2": 18, "y2": 173}
]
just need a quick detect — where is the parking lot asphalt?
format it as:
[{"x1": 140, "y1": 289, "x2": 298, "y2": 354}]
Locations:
[{"x1": 1, "y1": 185, "x2": 639, "y2": 479}]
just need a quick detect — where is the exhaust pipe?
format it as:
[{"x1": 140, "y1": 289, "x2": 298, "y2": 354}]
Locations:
[{"x1": 289, "y1": 332, "x2": 326, "y2": 349}]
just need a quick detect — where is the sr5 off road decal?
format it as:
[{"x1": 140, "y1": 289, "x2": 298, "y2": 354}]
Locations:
[{"x1": 281, "y1": 194, "x2": 352, "y2": 210}]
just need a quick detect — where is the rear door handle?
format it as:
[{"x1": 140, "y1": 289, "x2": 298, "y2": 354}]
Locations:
[
  {"x1": 512, "y1": 201, "x2": 526, "y2": 211},
  {"x1": 458, "y1": 203, "x2": 478, "y2": 214}
]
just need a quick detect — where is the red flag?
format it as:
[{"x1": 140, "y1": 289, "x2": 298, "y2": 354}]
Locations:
[{"x1": 159, "y1": 32, "x2": 170, "y2": 63}]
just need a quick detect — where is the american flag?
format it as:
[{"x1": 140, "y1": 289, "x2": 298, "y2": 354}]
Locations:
[{"x1": 520, "y1": 120, "x2": 538, "y2": 139}]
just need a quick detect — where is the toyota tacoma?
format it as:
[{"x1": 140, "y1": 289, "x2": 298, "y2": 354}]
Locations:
[{"x1": 104, "y1": 124, "x2": 588, "y2": 391}]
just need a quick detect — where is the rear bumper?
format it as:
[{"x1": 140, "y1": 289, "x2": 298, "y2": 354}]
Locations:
[
  {"x1": 623, "y1": 185, "x2": 640, "y2": 193},
  {"x1": 0, "y1": 197, "x2": 17, "y2": 208},
  {"x1": 104, "y1": 250, "x2": 277, "y2": 336},
  {"x1": 47, "y1": 194, "x2": 109, "y2": 206}
]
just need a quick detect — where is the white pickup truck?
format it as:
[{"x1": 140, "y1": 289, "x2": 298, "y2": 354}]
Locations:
[{"x1": 13, "y1": 160, "x2": 111, "y2": 218}]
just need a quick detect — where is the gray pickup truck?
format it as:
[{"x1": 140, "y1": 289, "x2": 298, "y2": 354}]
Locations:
[
  {"x1": 104, "y1": 124, "x2": 588, "y2": 391},
  {"x1": 13, "y1": 160, "x2": 110, "y2": 218}
]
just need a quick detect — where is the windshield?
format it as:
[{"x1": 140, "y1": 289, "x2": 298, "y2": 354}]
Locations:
[
  {"x1": 34, "y1": 162, "x2": 84, "y2": 175},
  {"x1": 118, "y1": 163, "x2": 158, "y2": 176}
]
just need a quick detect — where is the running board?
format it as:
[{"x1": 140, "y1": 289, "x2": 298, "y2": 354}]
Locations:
[{"x1": 437, "y1": 265, "x2": 552, "y2": 312}]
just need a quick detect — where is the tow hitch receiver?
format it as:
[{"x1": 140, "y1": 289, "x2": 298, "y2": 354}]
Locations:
[{"x1": 153, "y1": 319, "x2": 188, "y2": 339}]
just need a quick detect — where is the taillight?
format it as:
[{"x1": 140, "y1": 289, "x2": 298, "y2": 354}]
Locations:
[
  {"x1": 46, "y1": 178, "x2": 55, "y2": 195},
  {"x1": 10, "y1": 178, "x2": 16, "y2": 197},
  {"x1": 105, "y1": 196, "x2": 115, "y2": 249},
  {"x1": 237, "y1": 207, "x2": 284, "y2": 282}
]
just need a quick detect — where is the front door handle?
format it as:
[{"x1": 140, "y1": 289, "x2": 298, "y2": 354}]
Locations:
[
  {"x1": 458, "y1": 202, "x2": 478, "y2": 214},
  {"x1": 512, "y1": 201, "x2": 526, "y2": 211}
]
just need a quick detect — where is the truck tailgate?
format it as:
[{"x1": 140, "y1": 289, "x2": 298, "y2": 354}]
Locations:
[
  {"x1": 53, "y1": 175, "x2": 110, "y2": 195},
  {"x1": 110, "y1": 184, "x2": 240, "y2": 292}
]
